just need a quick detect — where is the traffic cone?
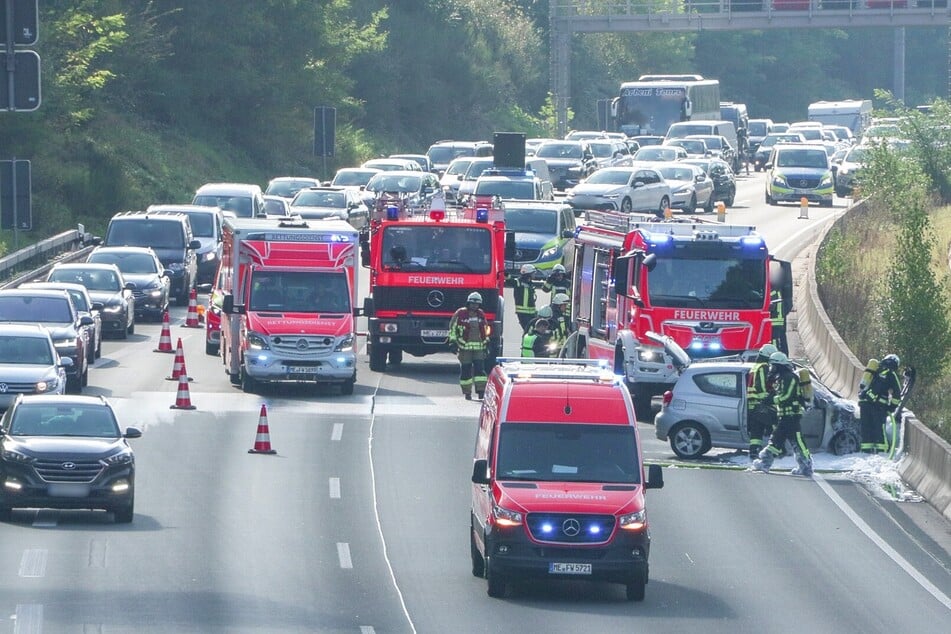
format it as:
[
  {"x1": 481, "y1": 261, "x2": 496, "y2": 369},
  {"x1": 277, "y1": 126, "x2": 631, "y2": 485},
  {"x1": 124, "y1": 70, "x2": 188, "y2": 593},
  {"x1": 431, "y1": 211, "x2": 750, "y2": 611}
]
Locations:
[
  {"x1": 248, "y1": 404, "x2": 277, "y2": 454},
  {"x1": 169, "y1": 370, "x2": 196, "y2": 410},
  {"x1": 183, "y1": 288, "x2": 200, "y2": 328},
  {"x1": 153, "y1": 310, "x2": 174, "y2": 353},
  {"x1": 165, "y1": 338, "x2": 192, "y2": 381}
]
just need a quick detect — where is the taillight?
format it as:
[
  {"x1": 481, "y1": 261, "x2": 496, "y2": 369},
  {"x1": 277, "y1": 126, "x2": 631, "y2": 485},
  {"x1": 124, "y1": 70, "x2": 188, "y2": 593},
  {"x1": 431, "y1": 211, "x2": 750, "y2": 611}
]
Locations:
[{"x1": 662, "y1": 390, "x2": 673, "y2": 407}]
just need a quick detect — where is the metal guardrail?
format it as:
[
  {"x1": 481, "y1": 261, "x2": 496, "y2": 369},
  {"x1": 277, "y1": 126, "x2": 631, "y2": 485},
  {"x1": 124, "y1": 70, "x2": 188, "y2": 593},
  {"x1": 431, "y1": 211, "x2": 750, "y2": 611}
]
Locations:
[
  {"x1": 552, "y1": 0, "x2": 949, "y2": 18},
  {"x1": 0, "y1": 225, "x2": 95, "y2": 289}
]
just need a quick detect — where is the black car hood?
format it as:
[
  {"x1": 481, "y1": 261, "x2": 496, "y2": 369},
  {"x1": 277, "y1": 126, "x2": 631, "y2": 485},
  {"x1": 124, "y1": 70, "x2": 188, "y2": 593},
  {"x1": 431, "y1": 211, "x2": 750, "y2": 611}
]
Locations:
[
  {"x1": 86, "y1": 290, "x2": 123, "y2": 305},
  {"x1": 7, "y1": 436, "x2": 124, "y2": 458},
  {"x1": 150, "y1": 247, "x2": 185, "y2": 266},
  {"x1": 121, "y1": 273, "x2": 160, "y2": 289}
]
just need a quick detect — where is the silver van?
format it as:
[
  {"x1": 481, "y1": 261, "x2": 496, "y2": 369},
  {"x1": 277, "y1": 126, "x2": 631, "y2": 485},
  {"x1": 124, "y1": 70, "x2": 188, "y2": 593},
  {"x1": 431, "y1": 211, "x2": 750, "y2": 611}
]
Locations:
[{"x1": 192, "y1": 183, "x2": 266, "y2": 219}]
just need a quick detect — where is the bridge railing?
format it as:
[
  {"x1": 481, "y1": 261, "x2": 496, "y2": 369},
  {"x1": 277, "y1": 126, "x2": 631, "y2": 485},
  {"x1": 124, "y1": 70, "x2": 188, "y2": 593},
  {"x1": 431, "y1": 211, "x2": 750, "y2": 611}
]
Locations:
[{"x1": 552, "y1": 0, "x2": 948, "y2": 17}]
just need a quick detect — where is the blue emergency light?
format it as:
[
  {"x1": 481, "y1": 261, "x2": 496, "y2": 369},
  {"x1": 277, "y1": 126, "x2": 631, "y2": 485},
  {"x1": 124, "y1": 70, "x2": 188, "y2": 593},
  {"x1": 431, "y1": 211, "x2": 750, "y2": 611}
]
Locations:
[
  {"x1": 386, "y1": 205, "x2": 400, "y2": 220},
  {"x1": 476, "y1": 208, "x2": 489, "y2": 223},
  {"x1": 740, "y1": 235, "x2": 764, "y2": 247}
]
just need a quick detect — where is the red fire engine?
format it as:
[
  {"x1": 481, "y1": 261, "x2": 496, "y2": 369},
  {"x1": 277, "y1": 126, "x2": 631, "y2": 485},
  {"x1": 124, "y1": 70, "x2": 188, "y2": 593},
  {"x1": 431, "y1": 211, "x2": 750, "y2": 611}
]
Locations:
[
  {"x1": 360, "y1": 194, "x2": 512, "y2": 371},
  {"x1": 566, "y1": 210, "x2": 791, "y2": 419}
]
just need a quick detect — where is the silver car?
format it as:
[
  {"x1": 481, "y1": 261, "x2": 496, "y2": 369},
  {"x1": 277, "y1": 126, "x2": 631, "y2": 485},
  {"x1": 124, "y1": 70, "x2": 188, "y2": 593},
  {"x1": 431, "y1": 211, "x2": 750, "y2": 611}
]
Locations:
[
  {"x1": 566, "y1": 166, "x2": 671, "y2": 216},
  {"x1": 653, "y1": 163, "x2": 715, "y2": 214},
  {"x1": 0, "y1": 325, "x2": 72, "y2": 410},
  {"x1": 654, "y1": 357, "x2": 861, "y2": 460}
]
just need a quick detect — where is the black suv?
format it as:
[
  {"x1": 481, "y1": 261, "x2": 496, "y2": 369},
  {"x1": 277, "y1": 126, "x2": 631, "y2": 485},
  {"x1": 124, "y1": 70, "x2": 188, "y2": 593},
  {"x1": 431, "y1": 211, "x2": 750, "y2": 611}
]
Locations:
[
  {"x1": 101, "y1": 211, "x2": 200, "y2": 304},
  {"x1": 533, "y1": 140, "x2": 598, "y2": 190},
  {"x1": 0, "y1": 394, "x2": 141, "y2": 523}
]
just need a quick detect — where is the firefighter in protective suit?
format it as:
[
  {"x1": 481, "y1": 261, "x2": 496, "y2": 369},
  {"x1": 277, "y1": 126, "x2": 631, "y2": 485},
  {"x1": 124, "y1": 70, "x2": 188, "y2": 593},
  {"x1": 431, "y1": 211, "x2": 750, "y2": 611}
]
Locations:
[
  {"x1": 543, "y1": 264, "x2": 571, "y2": 318},
  {"x1": 521, "y1": 318, "x2": 552, "y2": 358},
  {"x1": 746, "y1": 343, "x2": 778, "y2": 459},
  {"x1": 449, "y1": 292, "x2": 490, "y2": 400},
  {"x1": 752, "y1": 352, "x2": 813, "y2": 476},
  {"x1": 511, "y1": 264, "x2": 538, "y2": 334},
  {"x1": 547, "y1": 293, "x2": 572, "y2": 356},
  {"x1": 859, "y1": 354, "x2": 902, "y2": 453}
]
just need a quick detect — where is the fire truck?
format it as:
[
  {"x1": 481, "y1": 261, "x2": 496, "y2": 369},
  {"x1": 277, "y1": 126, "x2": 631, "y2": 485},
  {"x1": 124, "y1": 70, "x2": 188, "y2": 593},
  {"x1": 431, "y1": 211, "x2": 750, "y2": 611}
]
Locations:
[
  {"x1": 360, "y1": 194, "x2": 512, "y2": 371},
  {"x1": 217, "y1": 217, "x2": 360, "y2": 394},
  {"x1": 566, "y1": 210, "x2": 791, "y2": 419}
]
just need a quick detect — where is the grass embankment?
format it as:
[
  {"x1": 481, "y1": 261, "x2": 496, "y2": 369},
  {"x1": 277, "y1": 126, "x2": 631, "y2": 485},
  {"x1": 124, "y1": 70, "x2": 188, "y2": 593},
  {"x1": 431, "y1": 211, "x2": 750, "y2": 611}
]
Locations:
[{"x1": 816, "y1": 201, "x2": 951, "y2": 442}]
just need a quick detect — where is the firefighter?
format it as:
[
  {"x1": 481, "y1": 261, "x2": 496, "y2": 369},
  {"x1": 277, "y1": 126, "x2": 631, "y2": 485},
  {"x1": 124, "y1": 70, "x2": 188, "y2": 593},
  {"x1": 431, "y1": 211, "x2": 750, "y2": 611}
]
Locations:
[
  {"x1": 511, "y1": 264, "x2": 538, "y2": 333},
  {"x1": 752, "y1": 352, "x2": 813, "y2": 476},
  {"x1": 449, "y1": 291, "x2": 490, "y2": 400},
  {"x1": 543, "y1": 264, "x2": 571, "y2": 318},
  {"x1": 859, "y1": 353, "x2": 902, "y2": 453},
  {"x1": 548, "y1": 293, "x2": 572, "y2": 355},
  {"x1": 746, "y1": 343, "x2": 778, "y2": 460},
  {"x1": 769, "y1": 288, "x2": 787, "y2": 355},
  {"x1": 521, "y1": 318, "x2": 552, "y2": 358}
]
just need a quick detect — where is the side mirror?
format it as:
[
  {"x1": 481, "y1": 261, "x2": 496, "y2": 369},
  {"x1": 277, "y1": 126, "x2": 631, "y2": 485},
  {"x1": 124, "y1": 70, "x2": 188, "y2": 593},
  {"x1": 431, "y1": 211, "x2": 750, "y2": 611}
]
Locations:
[
  {"x1": 612, "y1": 254, "x2": 633, "y2": 298},
  {"x1": 561, "y1": 229, "x2": 574, "y2": 239},
  {"x1": 79, "y1": 315, "x2": 94, "y2": 327},
  {"x1": 163, "y1": 269, "x2": 174, "y2": 278},
  {"x1": 188, "y1": 240, "x2": 201, "y2": 250},
  {"x1": 471, "y1": 459, "x2": 490, "y2": 485},
  {"x1": 124, "y1": 282, "x2": 135, "y2": 291},
  {"x1": 695, "y1": 174, "x2": 705, "y2": 183},
  {"x1": 504, "y1": 231, "x2": 517, "y2": 261},
  {"x1": 91, "y1": 302, "x2": 104, "y2": 311},
  {"x1": 645, "y1": 463, "x2": 664, "y2": 489},
  {"x1": 124, "y1": 427, "x2": 143, "y2": 439},
  {"x1": 643, "y1": 253, "x2": 657, "y2": 272},
  {"x1": 222, "y1": 294, "x2": 234, "y2": 314},
  {"x1": 58, "y1": 356, "x2": 74, "y2": 368},
  {"x1": 632, "y1": 181, "x2": 645, "y2": 189}
]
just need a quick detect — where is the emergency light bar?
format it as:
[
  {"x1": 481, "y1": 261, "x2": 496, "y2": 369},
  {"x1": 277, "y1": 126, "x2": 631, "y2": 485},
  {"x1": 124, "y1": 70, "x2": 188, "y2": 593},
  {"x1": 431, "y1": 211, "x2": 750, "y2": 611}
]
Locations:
[
  {"x1": 585, "y1": 209, "x2": 757, "y2": 239},
  {"x1": 496, "y1": 357, "x2": 617, "y2": 383}
]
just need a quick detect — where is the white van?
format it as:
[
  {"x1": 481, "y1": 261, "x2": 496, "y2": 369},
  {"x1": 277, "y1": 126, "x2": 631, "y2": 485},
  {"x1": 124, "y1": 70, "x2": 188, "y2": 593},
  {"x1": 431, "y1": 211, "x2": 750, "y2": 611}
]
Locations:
[{"x1": 665, "y1": 120, "x2": 738, "y2": 155}]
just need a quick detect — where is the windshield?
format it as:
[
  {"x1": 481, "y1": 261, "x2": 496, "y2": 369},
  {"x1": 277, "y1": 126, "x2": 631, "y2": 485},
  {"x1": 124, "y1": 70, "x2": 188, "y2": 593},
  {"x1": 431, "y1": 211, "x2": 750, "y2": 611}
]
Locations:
[
  {"x1": 50, "y1": 268, "x2": 120, "y2": 292},
  {"x1": 193, "y1": 195, "x2": 252, "y2": 218},
  {"x1": 845, "y1": 146, "x2": 868, "y2": 163},
  {"x1": 586, "y1": 169, "x2": 633, "y2": 186},
  {"x1": 777, "y1": 149, "x2": 828, "y2": 168},
  {"x1": 634, "y1": 147, "x2": 678, "y2": 161},
  {"x1": 366, "y1": 174, "x2": 422, "y2": 193},
  {"x1": 332, "y1": 170, "x2": 376, "y2": 187},
  {"x1": 748, "y1": 121, "x2": 768, "y2": 136},
  {"x1": 668, "y1": 139, "x2": 705, "y2": 154},
  {"x1": 694, "y1": 136, "x2": 722, "y2": 149},
  {"x1": 496, "y1": 423, "x2": 640, "y2": 483},
  {"x1": 463, "y1": 160, "x2": 493, "y2": 181},
  {"x1": 88, "y1": 252, "x2": 158, "y2": 275},
  {"x1": 181, "y1": 212, "x2": 214, "y2": 237},
  {"x1": 648, "y1": 256, "x2": 766, "y2": 309},
  {"x1": 107, "y1": 219, "x2": 185, "y2": 248},
  {"x1": 381, "y1": 225, "x2": 492, "y2": 273},
  {"x1": 0, "y1": 296, "x2": 72, "y2": 323},
  {"x1": 0, "y1": 336, "x2": 54, "y2": 365},
  {"x1": 617, "y1": 90, "x2": 684, "y2": 136},
  {"x1": 668, "y1": 123, "x2": 714, "y2": 138},
  {"x1": 588, "y1": 143, "x2": 615, "y2": 158},
  {"x1": 535, "y1": 143, "x2": 583, "y2": 159},
  {"x1": 473, "y1": 179, "x2": 534, "y2": 200},
  {"x1": 249, "y1": 270, "x2": 351, "y2": 313},
  {"x1": 445, "y1": 159, "x2": 473, "y2": 176},
  {"x1": 8, "y1": 404, "x2": 120, "y2": 437},
  {"x1": 505, "y1": 208, "x2": 558, "y2": 234},
  {"x1": 794, "y1": 128, "x2": 822, "y2": 141},
  {"x1": 657, "y1": 166, "x2": 696, "y2": 182},
  {"x1": 293, "y1": 190, "x2": 346, "y2": 208}
]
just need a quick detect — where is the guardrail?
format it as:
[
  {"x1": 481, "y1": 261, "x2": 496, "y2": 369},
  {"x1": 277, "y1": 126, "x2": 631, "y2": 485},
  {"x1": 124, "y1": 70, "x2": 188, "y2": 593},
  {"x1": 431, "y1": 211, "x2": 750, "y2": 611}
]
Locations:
[{"x1": 0, "y1": 225, "x2": 95, "y2": 290}]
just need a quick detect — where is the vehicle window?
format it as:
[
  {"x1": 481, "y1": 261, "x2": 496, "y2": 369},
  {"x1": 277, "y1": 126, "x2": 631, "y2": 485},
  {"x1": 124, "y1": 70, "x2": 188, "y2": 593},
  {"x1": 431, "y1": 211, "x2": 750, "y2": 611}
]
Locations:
[
  {"x1": 463, "y1": 161, "x2": 493, "y2": 180},
  {"x1": 444, "y1": 159, "x2": 473, "y2": 177},
  {"x1": 748, "y1": 121, "x2": 768, "y2": 136},
  {"x1": 264, "y1": 198, "x2": 288, "y2": 215},
  {"x1": 365, "y1": 175, "x2": 422, "y2": 194},
  {"x1": 586, "y1": 169, "x2": 634, "y2": 186},
  {"x1": 107, "y1": 219, "x2": 185, "y2": 249},
  {"x1": 658, "y1": 166, "x2": 695, "y2": 182},
  {"x1": 535, "y1": 143, "x2": 582, "y2": 159},
  {"x1": 9, "y1": 404, "x2": 120, "y2": 437},
  {"x1": 0, "y1": 336, "x2": 53, "y2": 365},
  {"x1": 381, "y1": 225, "x2": 492, "y2": 273},
  {"x1": 474, "y1": 179, "x2": 535, "y2": 200},
  {"x1": 495, "y1": 423, "x2": 640, "y2": 484},
  {"x1": 591, "y1": 248, "x2": 615, "y2": 338},
  {"x1": 505, "y1": 208, "x2": 558, "y2": 234},
  {"x1": 333, "y1": 170, "x2": 376, "y2": 187},
  {"x1": 777, "y1": 149, "x2": 828, "y2": 169},
  {"x1": 692, "y1": 372, "x2": 741, "y2": 398},
  {"x1": 293, "y1": 191, "x2": 347, "y2": 208},
  {"x1": 250, "y1": 270, "x2": 350, "y2": 314},
  {"x1": 89, "y1": 252, "x2": 158, "y2": 275},
  {"x1": 182, "y1": 212, "x2": 214, "y2": 237},
  {"x1": 648, "y1": 255, "x2": 766, "y2": 310},
  {"x1": 0, "y1": 296, "x2": 72, "y2": 323},
  {"x1": 66, "y1": 289, "x2": 89, "y2": 311}
]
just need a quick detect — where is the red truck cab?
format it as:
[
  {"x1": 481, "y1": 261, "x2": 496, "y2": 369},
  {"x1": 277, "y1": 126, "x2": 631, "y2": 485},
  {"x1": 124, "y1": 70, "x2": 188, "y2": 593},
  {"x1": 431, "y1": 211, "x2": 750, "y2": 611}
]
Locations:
[{"x1": 470, "y1": 358, "x2": 664, "y2": 600}]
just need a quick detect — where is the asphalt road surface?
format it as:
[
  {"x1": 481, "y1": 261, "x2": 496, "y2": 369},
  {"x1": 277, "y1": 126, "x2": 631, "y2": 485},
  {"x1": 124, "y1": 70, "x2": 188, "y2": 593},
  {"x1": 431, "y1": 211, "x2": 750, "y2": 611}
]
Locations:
[{"x1": 0, "y1": 171, "x2": 948, "y2": 632}]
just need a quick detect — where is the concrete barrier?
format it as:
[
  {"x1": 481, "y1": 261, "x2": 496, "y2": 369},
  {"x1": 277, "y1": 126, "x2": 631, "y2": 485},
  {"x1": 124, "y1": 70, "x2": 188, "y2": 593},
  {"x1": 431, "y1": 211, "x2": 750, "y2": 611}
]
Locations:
[{"x1": 797, "y1": 199, "x2": 951, "y2": 520}]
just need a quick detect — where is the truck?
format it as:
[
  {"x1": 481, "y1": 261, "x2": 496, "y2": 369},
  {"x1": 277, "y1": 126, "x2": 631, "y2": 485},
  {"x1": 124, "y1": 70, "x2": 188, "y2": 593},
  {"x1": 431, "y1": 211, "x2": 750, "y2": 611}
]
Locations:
[
  {"x1": 360, "y1": 194, "x2": 511, "y2": 372},
  {"x1": 564, "y1": 210, "x2": 791, "y2": 420},
  {"x1": 807, "y1": 99, "x2": 873, "y2": 136},
  {"x1": 217, "y1": 217, "x2": 360, "y2": 394}
]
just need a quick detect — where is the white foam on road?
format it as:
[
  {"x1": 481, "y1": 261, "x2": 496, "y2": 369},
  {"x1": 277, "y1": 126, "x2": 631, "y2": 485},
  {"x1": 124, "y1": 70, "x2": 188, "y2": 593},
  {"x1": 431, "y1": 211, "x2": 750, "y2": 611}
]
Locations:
[
  {"x1": 14, "y1": 603, "x2": 43, "y2": 634},
  {"x1": 371, "y1": 395, "x2": 481, "y2": 417}
]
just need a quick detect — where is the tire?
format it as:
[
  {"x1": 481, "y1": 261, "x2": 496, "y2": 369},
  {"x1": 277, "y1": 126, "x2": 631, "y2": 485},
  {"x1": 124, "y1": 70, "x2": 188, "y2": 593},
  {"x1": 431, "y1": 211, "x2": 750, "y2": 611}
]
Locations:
[
  {"x1": 703, "y1": 194, "x2": 714, "y2": 214},
  {"x1": 119, "y1": 323, "x2": 128, "y2": 340},
  {"x1": 486, "y1": 558, "x2": 507, "y2": 598},
  {"x1": 626, "y1": 575, "x2": 646, "y2": 602},
  {"x1": 620, "y1": 197, "x2": 633, "y2": 213},
  {"x1": 470, "y1": 525, "x2": 485, "y2": 578},
  {"x1": 831, "y1": 431, "x2": 859, "y2": 456},
  {"x1": 388, "y1": 349, "x2": 403, "y2": 366},
  {"x1": 127, "y1": 318, "x2": 135, "y2": 335},
  {"x1": 669, "y1": 421, "x2": 711, "y2": 459},
  {"x1": 686, "y1": 193, "x2": 697, "y2": 213},
  {"x1": 658, "y1": 196, "x2": 670, "y2": 216},
  {"x1": 765, "y1": 192, "x2": 775, "y2": 206},
  {"x1": 340, "y1": 376, "x2": 355, "y2": 395},
  {"x1": 80, "y1": 363, "x2": 89, "y2": 387},
  {"x1": 725, "y1": 192, "x2": 735, "y2": 207},
  {"x1": 66, "y1": 373, "x2": 81, "y2": 394},
  {"x1": 631, "y1": 384, "x2": 653, "y2": 423},
  {"x1": 205, "y1": 340, "x2": 218, "y2": 356},
  {"x1": 368, "y1": 343, "x2": 386, "y2": 372},
  {"x1": 95, "y1": 337, "x2": 102, "y2": 359},
  {"x1": 241, "y1": 366, "x2": 257, "y2": 394},
  {"x1": 114, "y1": 496, "x2": 134, "y2": 524}
]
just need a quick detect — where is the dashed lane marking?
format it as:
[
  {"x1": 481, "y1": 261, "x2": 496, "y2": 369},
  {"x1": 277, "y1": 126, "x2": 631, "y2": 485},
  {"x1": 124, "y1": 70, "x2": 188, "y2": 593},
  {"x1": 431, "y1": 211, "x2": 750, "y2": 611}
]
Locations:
[
  {"x1": 329, "y1": 477, "x2": 341, "y2": 499},
  {"x1": 18, "y1": 550, "x2": 47, "y2": 578},
  {"x1": 331, "y1": 423, "x2": 344, "y2": 441},
  {"x1": 337, "y1": 542, "x2": 353, "y2": 569},
  {"x1": 14, "y1": 603, "x2": 43, "y2": 634}
]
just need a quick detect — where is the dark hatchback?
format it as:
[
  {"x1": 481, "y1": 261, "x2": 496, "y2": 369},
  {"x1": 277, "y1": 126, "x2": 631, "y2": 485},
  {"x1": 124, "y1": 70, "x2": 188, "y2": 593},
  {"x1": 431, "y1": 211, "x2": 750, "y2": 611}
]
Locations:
[
  {"x1": 48, "y1": 263, "x2": 136, "y2": 339},
  {"x1": 87, "y1": 246, "x2": 171, "y2": 321},
  {"x1": 681, "y1": 158, "x2": 737, "y2": 207},
  {"x1": 0, "y1": 394, "x2": 140, "y2": 523}
]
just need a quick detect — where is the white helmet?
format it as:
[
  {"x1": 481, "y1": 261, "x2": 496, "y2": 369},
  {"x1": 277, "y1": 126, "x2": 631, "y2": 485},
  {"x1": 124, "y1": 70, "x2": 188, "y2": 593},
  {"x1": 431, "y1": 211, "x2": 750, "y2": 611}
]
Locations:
[
  {"x1": 520, "y1": 263, "x2": 536, "y2": 275},
  {"x1": 536, "y1": 305, "x2": 553, "y2": 319},
  {"x1": 552, "y1": 292, "x2": 569, "y2": 305},
  {"x1": 552, "y1": 264, "x2": 566, "y2": 274},
  {"x1": 769, "y1": 351, "x2": 792, "y2": 368},
  {"x1": 467, "y1": 291, "x2": 483, "y2": 305}
]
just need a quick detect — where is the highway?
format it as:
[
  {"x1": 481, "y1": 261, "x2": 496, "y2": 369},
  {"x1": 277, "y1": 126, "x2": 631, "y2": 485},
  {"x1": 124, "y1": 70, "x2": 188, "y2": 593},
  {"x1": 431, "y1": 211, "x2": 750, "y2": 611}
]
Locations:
[{"x1": 0, "y1": 170, "x2": 948, "y2": 632}]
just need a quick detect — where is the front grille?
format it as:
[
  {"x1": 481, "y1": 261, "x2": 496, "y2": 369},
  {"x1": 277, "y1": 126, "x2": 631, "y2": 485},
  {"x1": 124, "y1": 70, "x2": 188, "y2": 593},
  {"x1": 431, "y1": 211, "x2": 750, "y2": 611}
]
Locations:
[
  {"x1": 533, "y1": 547, "x2": 608, "y2": 560},
  {"x1": 270, "y1": 335, "x2": 335, "y2": 358},
  {"x1": 34, "y1": 459, "x2": 103, "y2": 483},
  {"x1": 789, "y1": 176, "x2": 821, "y2": 189},
  {"x1": 373, "y1": 287, "x2": 499, "y2": 314},
  {"x1": 512, "y1": 248, "x2": 540, "y2": 262},
  {"x1": 526, "y1": 513, "x2": 616, "y2": 544},
  {"x1": 0, "y1": 381, "x2": 38, "y2": 395}
]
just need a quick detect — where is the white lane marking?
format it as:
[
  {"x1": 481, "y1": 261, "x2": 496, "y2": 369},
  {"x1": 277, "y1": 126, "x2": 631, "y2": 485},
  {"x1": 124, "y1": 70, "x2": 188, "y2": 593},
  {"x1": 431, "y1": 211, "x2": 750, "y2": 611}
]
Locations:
[
  {"x1": 331, "y1": 422, "x2": 344, "y2": 441},
  {"x1": 337, "y1": 542, "x2": 353, "y2": 569},
  {"x1": 18, "y1": 550, "x2": 48, "y2": 578},
  {"x1": 814, "y1": 474, "x2": 951, "y2": 611},
  {"x1": 359, "y1": 627, "x2": 376, "y2": 634},
  {"x1": 14, "y1": 603, "x2": 43, "y2": 633},
  {"x1": 32, "y1": 510, "x2": 57, "y2": 528},
  {"x1": 88, "y1": 539, "x2": 108, "y2": 568},
  {"x1": 329, "y1": 477, "x2": 341, "y2": 499},
  {"x1": 685, "y1": 552, "x2": 695, "y2": 565},
  {"x1": 771, "y1": 211, "x2": 837, "y2": 258},
  {"x1": 368, "y1": 372, "x2": 417, "y2": 633}
]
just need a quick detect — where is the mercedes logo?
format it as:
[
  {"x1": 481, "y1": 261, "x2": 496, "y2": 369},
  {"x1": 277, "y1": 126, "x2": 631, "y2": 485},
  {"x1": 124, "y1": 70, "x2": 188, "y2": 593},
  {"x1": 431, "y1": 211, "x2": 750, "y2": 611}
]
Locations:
[
  {"x1": 562, "y1": 518, "x2": 581, "y2": 537},
  {"x1": 515, "y1": 250, "x2": 524, "y2": 259},
  {"x1": 799, "y1": 180, "x2": 808, "y2": 188},
  {"x1": 0, "y1": 383, "x2": 7, "y2": 393},
  {"x1": 296, "y1": 339, "x2": 309, "y2": 351},
  {"x1": 427, "y1": 290, "x2": 445, "y2": 308},
  {"x1": 61, "y1": 462, "x2": 77, "y2": 470}
]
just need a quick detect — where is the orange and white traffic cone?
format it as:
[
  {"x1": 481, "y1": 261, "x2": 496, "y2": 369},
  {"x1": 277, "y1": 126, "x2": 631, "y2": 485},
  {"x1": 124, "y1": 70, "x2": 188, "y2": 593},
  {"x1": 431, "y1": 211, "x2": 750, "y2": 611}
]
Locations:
[
  {"x1": 153, "y1": 310, "x2": 174, "y2": 353},
  {"x1": 169, "y1": 370, "x2": 196, "y2": 410},
  {"x1": 165, "y1": 338, "x2": 192, "y2": 381},
  {"x1": 183, "y1": 288, "x2": 200, "y2": 328},
  {"x1": 248, "y1": 404, "x2": 277, "y2": 454}
]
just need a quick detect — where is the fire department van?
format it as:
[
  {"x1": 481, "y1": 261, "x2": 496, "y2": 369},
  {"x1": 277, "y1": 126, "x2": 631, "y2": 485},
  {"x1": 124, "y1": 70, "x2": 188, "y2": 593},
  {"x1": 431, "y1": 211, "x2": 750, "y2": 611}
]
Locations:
[{"x1": 470, "y1": 358, "x2": 664, "y2": 601}]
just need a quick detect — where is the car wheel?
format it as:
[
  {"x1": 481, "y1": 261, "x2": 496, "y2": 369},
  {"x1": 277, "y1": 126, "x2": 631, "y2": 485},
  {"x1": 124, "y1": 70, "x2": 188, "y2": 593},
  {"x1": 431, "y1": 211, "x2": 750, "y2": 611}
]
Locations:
[
  {"x1": 658, "y1": 196, "x2": 670, "y2": 216},
  {"x1": 819, "y1": 199, "x2": 833, "y2": 208},
  {"x1": 620, "y1": 197, "x2": 633, "y2": 213},
  {"x1": 66, "y1": 373, "x2": 81, "y2": 394},
  {"x1": 241, "y1": 366, "x2": 257, "y2": 394},
  {"x1": 114, "y1": 495, "x2": 134, "y2": 524},
  {"x1": 470, "y1": 523, "x2": 485, "y2": 578},
  {"x1": 388, "y1": 349, "x2": 403, "y2": 366},
  {"x1": 127, "y1": 316, "x2": 135, "y2": 335},
  {"x1": 205, "y1": 340, "x2": 219, "y2": 356},
  {"x1": 669, "y1": 421, "x2": 711, "y2": 459},
  {"x1": 340, "y1": 375, "x2": 356, "y2": 396},
  {"x1": 81, "y1": 362, "x2": 89, "y2": 387},
  {"x1": 626, "y1": 574, "x2": 647, "y2": 601},
  {"x1": 368, "y1": 344, "x2": 386, "y2": 372},
  {"x1": 831, "y1": 431, "x2": 859, "y2": 456},
  {"x1": 685, "y1": 193, "x2": 697, "y2": 213},
  {"x1": 486, "y1": 557, "x2": 507, "y2": 598},
  {"x1": 725, "y1": 191, "x2": 736, "y2": 207},
  {"x1": 703, "y1": 194, "x2": 714, "y2": 214},
  {"x1": 95, "y1": 337, "x2": 102, "y2": 359}
]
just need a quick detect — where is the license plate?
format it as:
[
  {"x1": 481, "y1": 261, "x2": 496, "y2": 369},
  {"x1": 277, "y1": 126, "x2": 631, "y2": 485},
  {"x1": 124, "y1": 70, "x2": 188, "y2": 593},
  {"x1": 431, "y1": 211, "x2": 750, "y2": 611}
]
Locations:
[
  {"x1": 549, "y1": 562, "x2": 592, "y2": 575},
  {"x1": 421, "y1": 329, "x2": 448, "y2": 338},
  {"x1": 287, "y1": 366, "x2": 319, "y2": 374},
  {"x1": 48, "y1": 483, "x2": 90, "y2": 498}
]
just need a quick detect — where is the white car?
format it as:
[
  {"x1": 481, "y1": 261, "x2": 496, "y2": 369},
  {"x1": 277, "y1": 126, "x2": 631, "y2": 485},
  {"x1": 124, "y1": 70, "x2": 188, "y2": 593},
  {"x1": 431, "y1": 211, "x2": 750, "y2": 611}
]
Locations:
[
  {"x1": 633, "y1": 146, "x2": 687, "y2": 162},
  {"x1": 566, "y1": 166, "x2": 671, "y2": 215},
  {"x1": 653, "y1": 163, "x2": 715, "y2": 213}
]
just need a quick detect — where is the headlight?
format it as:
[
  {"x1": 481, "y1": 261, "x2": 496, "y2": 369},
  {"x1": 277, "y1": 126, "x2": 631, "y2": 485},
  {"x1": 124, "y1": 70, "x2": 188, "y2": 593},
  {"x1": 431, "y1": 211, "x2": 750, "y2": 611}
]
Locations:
[
  {"x1": 492, "y1": 503, "x2": 523, "y2": 527},
  {"x1": 54, "y1": 339, "x2": 78, "y2": 351},
  {"x1": 35, "y1": 376, "x2": 60, "y2": 393},
  {"x1": 202, "y1": 251, "x2": 218, "y2": 262},
  {"x1": 567, "y1": 166, "x2": 582, "y2": 174},
  {"x1": 838, "y1": 166, "x2": 850, "y2": 176},
  {"x1": 637, "y1": 348, "x2": 662, "y2": 363},
  {"x1": 246, "y1": 331, "x2": 270, "y2": 350},
  {"x1": 144, "y1": 280, "x2": 161, "y2": 290},
  {"x1": 2, "y1": 449, "x2": 35, "y2": 464},
  {"x1": 772, "y1": 175, "x2": 787, "y2": 186},
  {"x1": 101, "y1": 451, "x2": 134, "y2": 466},
  {"x1": 619, "y1": 510, "x2": 647, "y2": 531},
  {"x1": 820, "y1": 174, "x2": 833, "y2": 186},
  {"x1": 540, "y1": 245, "x2": 559, "y2": 260},
  {"x1": 102, "y1": 304, "x2": 123, "y2": 313},
  {"x1": 334, "y1": 334, "x2": 354, "y2": 352},
  {"x1": 603, "y1": 193, "x2": 621, "y2": 199},
  {"x1": 673, "y1": 186, "x2": 689, "y2": 195}
]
